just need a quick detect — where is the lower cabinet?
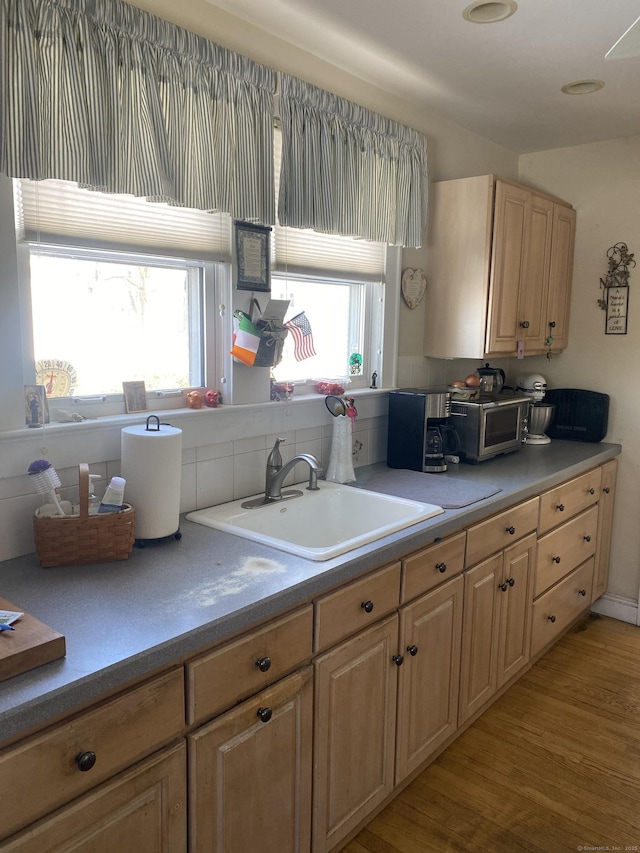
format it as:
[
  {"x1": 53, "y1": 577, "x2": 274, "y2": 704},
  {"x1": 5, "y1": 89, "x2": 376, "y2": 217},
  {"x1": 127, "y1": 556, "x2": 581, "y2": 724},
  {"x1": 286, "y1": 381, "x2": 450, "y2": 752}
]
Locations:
[
  {"x1": 593, "y1": 458, "x2": 618, "y2": 601},
  {"x1": 188, "y1": 666, "x2": 313, "y2": 853},
  {"x1": 459, "y1": 532, "x2": 536, "y2": 724},
  {"x1": 2, "y1": 742, "x2": 187, "y2": 853}
]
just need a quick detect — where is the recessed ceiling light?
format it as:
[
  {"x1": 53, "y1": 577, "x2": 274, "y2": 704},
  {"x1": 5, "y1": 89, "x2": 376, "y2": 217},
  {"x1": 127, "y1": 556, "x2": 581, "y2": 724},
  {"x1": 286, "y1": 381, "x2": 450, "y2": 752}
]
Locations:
[
  {"x1": 561, "y1": 79, "x2": 605, "y2": 95},
  {"x1": 462, "y1": 1, "x2": 518, "y2": 24}
]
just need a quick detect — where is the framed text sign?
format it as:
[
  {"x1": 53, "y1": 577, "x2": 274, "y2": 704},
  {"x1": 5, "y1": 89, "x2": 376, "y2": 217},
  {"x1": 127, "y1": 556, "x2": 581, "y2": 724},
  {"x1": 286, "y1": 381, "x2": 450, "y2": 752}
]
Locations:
[
  {"x1": 235, "y1": 221, "x2": 271, "y2": 292},
  {"x1": 605, "y1": 285, "x2": 628, "y2": 335}
]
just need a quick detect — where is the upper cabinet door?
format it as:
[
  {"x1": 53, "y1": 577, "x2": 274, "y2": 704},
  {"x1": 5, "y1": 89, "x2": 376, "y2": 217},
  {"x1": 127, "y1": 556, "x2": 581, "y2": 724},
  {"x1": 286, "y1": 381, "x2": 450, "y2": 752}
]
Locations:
[
  {"x1": 518, "y1": 193, "x2": 554, "y2": 352},
  {"x1": 547, "y1": 204, "x2": 576, "y2": 352}
]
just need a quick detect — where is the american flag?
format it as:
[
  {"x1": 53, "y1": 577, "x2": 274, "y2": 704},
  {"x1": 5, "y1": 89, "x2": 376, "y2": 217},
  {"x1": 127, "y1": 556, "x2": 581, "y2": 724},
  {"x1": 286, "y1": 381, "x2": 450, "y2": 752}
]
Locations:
[{"x1": 285, "y1": 312, "x2": 317, "y2": 361}]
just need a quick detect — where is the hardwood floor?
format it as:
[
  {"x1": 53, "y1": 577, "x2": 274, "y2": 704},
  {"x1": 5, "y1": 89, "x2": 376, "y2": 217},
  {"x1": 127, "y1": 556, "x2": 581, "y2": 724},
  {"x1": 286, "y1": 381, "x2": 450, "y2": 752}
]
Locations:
[{"x1": 341, "y1": 614, "x2": 640, "y2": 853}]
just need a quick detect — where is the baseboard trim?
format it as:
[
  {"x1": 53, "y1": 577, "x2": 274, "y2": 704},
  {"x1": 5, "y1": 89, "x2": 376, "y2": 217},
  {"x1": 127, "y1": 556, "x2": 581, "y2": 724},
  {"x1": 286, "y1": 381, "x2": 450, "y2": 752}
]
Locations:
[{"x1": 590, "y1": 593, "x2": 638, "y2": 625}]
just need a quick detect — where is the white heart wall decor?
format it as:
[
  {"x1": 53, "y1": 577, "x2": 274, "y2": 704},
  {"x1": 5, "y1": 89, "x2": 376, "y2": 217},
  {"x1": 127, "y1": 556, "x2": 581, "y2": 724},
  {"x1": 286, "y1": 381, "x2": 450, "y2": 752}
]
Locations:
[{"x1": 401, "y1": 268, "x2": 427, "y2": 310}]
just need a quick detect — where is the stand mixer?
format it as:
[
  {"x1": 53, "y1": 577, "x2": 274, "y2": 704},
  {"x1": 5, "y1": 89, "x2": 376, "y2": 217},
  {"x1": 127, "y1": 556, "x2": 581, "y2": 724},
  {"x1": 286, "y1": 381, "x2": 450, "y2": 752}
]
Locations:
[{"x1": 516, "y1": 374, "x2": 555, "y2": 445}]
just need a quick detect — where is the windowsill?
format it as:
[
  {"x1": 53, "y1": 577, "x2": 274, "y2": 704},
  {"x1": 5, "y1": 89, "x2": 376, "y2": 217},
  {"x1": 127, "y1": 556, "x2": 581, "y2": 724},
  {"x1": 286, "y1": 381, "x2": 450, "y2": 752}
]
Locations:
[{"x1": 0, "y1": 386, "x2": 391, "y2": 443}]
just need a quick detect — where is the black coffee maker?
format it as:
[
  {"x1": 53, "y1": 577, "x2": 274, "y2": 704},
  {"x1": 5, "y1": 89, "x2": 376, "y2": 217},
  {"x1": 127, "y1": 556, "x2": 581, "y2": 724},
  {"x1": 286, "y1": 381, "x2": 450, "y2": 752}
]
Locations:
[{"x1": 388, "y1": 388, "x2": 460, "y2": 473}]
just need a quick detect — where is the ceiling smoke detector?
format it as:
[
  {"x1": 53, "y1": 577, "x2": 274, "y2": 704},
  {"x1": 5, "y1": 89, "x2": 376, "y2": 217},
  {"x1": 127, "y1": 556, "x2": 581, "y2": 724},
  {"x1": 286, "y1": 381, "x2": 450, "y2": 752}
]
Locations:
[
  {"x1": 561, "y1": 79, "x2": 605, "y2": 95},
  {"x1": 462, "y1": 1, "x2": 517, "y2": 24}
]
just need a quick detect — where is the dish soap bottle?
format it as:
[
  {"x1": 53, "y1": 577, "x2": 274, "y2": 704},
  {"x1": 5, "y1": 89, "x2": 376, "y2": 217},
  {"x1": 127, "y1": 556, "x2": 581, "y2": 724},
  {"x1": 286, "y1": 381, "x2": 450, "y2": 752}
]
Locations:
[
  {"x1": 88, "y1": 474, "x2": 102, "y2": 515},
  {"x1": 98, "y1": 476, "x2": 126, "y2": 513}
]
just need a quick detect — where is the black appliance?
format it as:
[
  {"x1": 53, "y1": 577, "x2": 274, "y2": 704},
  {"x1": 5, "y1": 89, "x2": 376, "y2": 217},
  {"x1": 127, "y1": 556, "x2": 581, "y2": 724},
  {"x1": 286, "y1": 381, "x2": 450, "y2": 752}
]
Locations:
[
  {"x1": 543, "y1": 389, "x2": 610, "y2": 442},
  {"x1": 387, "y1": 388, "x2": 459, "y2": 473}
]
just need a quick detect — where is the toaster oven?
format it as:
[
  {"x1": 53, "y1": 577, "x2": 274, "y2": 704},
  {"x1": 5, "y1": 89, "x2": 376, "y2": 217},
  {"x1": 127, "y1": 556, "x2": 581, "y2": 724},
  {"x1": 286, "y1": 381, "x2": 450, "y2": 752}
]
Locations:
[{"x1": 450, "y1": 394, "x2": 529, "y2": 463}]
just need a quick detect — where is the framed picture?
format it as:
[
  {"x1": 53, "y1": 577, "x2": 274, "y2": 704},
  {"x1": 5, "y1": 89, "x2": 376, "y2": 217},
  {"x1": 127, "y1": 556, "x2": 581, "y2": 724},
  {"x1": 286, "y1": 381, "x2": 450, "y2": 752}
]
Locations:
[
  {"x1": 122, "y1": 381, "x2": 148, "y2": 413},
  {"x1": 235, "y1": 221, "x2": 271, "y2": 292},
  {"x1": 24, "y1": 384, "x2": 49, "y2": 427},
  {"x1": 605, "y1": 285, "x2": 629, "y2": 335}
]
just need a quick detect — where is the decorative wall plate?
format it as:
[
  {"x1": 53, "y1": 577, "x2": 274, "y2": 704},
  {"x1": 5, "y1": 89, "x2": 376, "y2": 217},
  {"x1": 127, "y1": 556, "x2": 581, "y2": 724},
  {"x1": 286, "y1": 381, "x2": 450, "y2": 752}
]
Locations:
[{"x1": 401, "y1": 268, "x2": 427, "y2": 310}]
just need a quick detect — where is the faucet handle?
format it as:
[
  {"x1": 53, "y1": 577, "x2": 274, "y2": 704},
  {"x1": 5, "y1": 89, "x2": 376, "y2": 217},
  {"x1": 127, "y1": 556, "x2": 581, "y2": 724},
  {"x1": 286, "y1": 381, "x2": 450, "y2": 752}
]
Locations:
[{"x1": 267, "y1": 437, "x2": 286, "y2": 470}]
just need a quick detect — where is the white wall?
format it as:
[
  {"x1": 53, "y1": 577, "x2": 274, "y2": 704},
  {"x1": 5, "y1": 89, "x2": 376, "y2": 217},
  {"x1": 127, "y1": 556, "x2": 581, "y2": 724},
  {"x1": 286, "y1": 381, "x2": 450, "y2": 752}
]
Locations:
[{"x1": 517, "y1": 138, "x2": 640, "y2": 603}]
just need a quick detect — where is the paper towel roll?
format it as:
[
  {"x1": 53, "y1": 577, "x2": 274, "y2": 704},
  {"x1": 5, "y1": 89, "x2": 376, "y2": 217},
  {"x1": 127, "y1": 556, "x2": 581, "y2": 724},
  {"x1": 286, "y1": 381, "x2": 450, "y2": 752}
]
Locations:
[{"x1": 121, "y1": 420, "x2": 182, "y2": 540}]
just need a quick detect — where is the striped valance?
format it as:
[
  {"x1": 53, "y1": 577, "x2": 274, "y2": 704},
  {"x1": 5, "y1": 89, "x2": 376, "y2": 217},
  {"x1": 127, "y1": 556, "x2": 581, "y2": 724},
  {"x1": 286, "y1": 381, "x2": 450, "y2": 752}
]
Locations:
[
  {"x1": 278, "y1": 73, "x2": 428, "y2": 248},
  {"x1": 0, "y1": 0, "x2": 276, "y2": 224}
]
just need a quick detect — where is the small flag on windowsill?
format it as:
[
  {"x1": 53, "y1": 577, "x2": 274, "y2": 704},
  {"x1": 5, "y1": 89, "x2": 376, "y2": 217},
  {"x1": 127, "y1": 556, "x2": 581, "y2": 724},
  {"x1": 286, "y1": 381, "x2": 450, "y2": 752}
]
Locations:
[{"x1": 285, "y1": 312, "x2": 317, "y2": 361}]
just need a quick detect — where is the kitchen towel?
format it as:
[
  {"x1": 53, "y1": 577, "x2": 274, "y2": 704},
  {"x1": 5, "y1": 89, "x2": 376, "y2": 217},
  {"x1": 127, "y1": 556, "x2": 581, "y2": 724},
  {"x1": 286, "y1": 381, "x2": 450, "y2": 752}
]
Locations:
[
  {"x1": 121, "y1": 420, "x2": 182, "y2": 540},
  {"x1": 354, "y1": 468, "x2": 501, "y2": 508}
]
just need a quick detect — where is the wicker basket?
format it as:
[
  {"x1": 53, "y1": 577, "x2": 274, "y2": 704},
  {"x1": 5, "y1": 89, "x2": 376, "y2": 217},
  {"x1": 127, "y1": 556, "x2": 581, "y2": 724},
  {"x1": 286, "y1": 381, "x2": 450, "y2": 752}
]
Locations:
[{"x1": 33, "y1": 463, "x2": 135, "y2": 568}]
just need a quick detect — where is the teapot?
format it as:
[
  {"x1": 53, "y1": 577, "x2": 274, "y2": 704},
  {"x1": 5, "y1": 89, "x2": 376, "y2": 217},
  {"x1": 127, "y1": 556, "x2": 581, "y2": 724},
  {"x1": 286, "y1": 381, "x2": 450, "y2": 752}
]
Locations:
[{"x1": 476, "y1": 363, "x2": 505, "y2": 393}]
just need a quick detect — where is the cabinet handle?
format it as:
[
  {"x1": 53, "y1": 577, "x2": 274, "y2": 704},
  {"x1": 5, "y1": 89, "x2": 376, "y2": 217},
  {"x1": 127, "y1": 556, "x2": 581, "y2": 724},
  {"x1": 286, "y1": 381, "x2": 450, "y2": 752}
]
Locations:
[
  {"x1": 435, "y1": 562, "x2": 447, "y2": 573},
  {"x1": 579, "y1": 589, "x2": 587, "y2": 597},
  {"x1": 548, "y1": 321, "x2": 556, "y2": 329},
  {"x1": 548, "y1": 615, "x2": 556, "y2": 623},
  {"x1": 361, "y1": 600, "x2": 374, "y2": 614},
  {"x1": 587, "y1": 487, "x2": 595, "y2": 495},
  {"x1": 556, "y1": 504, "x2": 565, "y2": 512},
  {"x1": 552, "y1": 555, "x2": 561, "y2": 564},
  {"x1": 507, "y1": 577, "x2": 515, "y2": 587},
  {"x1": 583, "y1": 535, "x2": 591, "y2": 543},
  {"x1": 603, "y1": 487, "x2": 611, "y2": 494},
  {"x1": 75, "y1": 751, "x2": 97, "y2": 772},
  {"x1": 499, "y1": 581, "x2": 508, "y2": 592},
  {"x1": 257, "y1": 707, "x2": 272, "y2": 723},
  {"x1": 392, "y1": 654, "x2": 404, "y2": 666},
  {"x1": 506, "y1": 526, "x2": 516, "y2": 535},
  {"x1": 520, "y1": 320, "x2": 530, "y2": 329},
  {"x1": 406, "y1": 644, "x2": 419, "y2": 656},
  {"x1": 255, "y1": 656, "x2": 271, "y2": 673}
]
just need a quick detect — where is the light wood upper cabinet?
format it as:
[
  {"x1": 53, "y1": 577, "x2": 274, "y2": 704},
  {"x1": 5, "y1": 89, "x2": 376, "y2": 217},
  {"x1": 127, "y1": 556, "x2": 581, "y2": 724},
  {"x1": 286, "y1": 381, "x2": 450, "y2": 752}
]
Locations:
[{"x1": 425, "y1": 174, "x2": 576, "y2": 359}]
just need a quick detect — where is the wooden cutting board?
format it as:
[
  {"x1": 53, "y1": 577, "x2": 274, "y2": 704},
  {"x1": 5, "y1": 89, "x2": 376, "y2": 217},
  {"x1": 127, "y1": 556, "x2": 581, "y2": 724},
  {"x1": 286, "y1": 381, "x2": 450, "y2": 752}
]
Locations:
[{"x1": 0, "y1": 597, "x2": 66, "y2": 683}]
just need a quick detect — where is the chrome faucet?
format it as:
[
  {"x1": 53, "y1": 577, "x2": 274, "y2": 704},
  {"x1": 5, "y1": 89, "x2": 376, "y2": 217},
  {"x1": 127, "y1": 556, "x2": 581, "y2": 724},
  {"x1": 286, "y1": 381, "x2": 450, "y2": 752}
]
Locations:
[{"x1": 265, "y1": 437, "x2": 323, "y2": 501}]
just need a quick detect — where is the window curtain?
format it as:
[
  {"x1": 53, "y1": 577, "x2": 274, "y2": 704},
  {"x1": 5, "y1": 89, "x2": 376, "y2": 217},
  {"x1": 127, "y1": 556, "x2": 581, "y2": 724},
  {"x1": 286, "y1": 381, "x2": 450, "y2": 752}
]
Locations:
[
  {"x1": 0, "y1": 0, "x2": 276, "y2": 224},
  {"x1": 278, "y1": 73, "x2": 428, "y2": 248}
]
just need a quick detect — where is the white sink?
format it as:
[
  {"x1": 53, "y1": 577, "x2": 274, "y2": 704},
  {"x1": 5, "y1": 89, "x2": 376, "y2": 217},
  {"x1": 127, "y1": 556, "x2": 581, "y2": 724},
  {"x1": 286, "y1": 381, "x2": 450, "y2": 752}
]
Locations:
[{"x1": 186, "y1": 481, "x2": 444, "y2": 561}]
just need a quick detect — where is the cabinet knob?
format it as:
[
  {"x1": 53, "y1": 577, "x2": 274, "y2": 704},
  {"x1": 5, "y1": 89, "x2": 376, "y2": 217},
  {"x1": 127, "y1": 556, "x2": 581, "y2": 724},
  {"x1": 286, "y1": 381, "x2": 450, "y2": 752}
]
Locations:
[
  {"x1": 603, "y1": 486, "x2": 611, "y2": 494},
  {"x1": 520, "y1": 320, "x2": 530, "y2": 329},
  {"x1": 556, "y1": 504, "x2": 565, "y2": 512},
  {"x1": 406, "y1": 644, "x2": 419, "y2": 656},
  {"x1": 507, "y1": 577, "x2": 515, "y2": 587},
  {"x1": 392, "y1": 654, "x2": 404, "y2": 666},
  {"x1": 361, "y1": 600, "x2": 374, "y2": 614},
  {"x1": 505, "y1": 525, "x2": 516, "y2": 535},
  {"x1": 552, "y1": 555, "x2": 561, "y2": 564},
  {"x1": 75, "y1": 751, "x2": 97, "y2": 772},
  {"x1": 579, "y1": 589, "x2": 587, "y2": 597},
  {"x1": 257, "y1": 707, "x2": 272, "y2": 723},
  {"x1": 499, "y1": 581, "x2": 508, "y2": 592},
  {"x1": 435, "y1": 562, "x2": 447, "y2": 573},
  {"x1": 548, "y1": 615, "x2": 557, "y2": 623},
  {"x1": 583, "y1": 535, "x2": 591, "y2": 543},
  {"x1": 255, "y1": 656, "x2": 272, "y2": 673},
  {"x1": 587, "y1": 487, "x2": 595, "y2": 495},
  {"x1": 548, "y1": 321, "x2": 556, "y2": 329}
]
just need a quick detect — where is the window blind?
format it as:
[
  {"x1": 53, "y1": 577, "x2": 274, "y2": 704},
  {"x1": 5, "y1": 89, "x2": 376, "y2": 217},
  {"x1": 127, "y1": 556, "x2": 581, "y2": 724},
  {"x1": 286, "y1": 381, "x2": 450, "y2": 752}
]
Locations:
[{"x1": 15, "y1": 179, "x2": 232, "y2": 262}]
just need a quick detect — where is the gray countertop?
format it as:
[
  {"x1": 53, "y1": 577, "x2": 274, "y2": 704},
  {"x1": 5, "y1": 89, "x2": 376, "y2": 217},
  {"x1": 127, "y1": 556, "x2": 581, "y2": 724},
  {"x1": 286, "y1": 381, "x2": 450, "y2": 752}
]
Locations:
[{"x1": 0, "y1": 440, "x2": 620, "y2": 744}]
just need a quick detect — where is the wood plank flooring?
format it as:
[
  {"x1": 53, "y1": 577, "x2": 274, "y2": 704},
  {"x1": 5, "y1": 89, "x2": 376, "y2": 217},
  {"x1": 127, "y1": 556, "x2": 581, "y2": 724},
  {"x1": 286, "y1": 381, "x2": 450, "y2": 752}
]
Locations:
[{"x1": 341, "y1": 614, "x2": 640, "y2": 853}]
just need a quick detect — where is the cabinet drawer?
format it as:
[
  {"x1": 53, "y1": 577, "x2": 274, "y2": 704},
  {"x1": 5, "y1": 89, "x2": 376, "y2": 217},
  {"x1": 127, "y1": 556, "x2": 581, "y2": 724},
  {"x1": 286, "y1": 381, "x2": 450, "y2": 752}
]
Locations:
[
  {"x1": 314, "y1": 562, "x2": 401, "y2": 653},
  {"x1": 401, "y1": 532, "x2": 466, "y2": 603},
  {"x1": 531, "y1": 558, "x2": 593, "y2": 657},
  {"x1": 465, "y1": 497, "x2": 539, "y2": 567},
  {"x1": 538, "y1": 468, "x2": 602, "y2": 534},
  {"x1": 187, "y1": 605, "x2": 313, "y2": 725},
  {"x1": 0, "y1": 668, "x2": 184, "y2": 840},
  {"x1": 535, "y1": 505, "x2": 598, "y2": 597}
]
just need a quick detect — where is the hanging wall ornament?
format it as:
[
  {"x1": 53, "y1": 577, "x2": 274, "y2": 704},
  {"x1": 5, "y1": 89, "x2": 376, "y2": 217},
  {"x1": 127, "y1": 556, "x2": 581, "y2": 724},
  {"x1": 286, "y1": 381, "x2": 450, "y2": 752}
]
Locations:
[{"x1": 401, "y1": 268, "x2": 427, "y2": 310}]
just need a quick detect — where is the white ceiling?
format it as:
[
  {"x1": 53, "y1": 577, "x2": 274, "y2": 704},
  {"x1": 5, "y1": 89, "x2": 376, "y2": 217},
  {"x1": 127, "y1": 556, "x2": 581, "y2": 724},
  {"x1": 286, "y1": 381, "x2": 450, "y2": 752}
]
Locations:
[{"x1": 203, "y1": 0, "x2": 640, "y2": 154}]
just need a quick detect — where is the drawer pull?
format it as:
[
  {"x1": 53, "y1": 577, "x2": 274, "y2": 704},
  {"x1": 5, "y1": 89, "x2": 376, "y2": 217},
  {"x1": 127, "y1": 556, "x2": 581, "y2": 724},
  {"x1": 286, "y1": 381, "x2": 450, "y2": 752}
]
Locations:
[
  {"x1": 579, "y1": 589, "x2": 587, "y2": 597},
  {"x1": 583, "y1": 535, "x2": 591, "y2": 543},
  {"x1": 392, "y1": 654, "x2": 404, "y2": 667},
  {"x1": 505, "y1": 526, "x2": 516, "y2": 535},
  {"x1": 255, "y1": 656, "x2": 272, "y2": 673},
  {"x1": 556, "y1": 504, "x2": 565, "y2": 512},
  {"x1": 587, "y1": 488, "x2": 595, "y2": 495},
  {"x1": 257, "y1": 707, "x2": 273, "y2": 723},
  {"x1": 499, "y1": 581, "x2": 508, "y2": 592},
  {"x1": 548, "y1": 615, "x2": 556, "y2": 623},
  {"x1": 76, "y1": 751, "x2": 97, "y2": 772},
  {"x1": 361, "y1": 600, "x2": 374, "y2": 614},
  {"x1": 407, "y1": 644, "x2": 419, "y2": 656},
  {"x1": 603, "y1": 486, "x2": 611, "y2": 494},
  {"x1": 435, "y1": 562, "x2": 447, "y2": 573},
  {"x1": 552, "y1": 555, "x2": 561, "y2": 564}
]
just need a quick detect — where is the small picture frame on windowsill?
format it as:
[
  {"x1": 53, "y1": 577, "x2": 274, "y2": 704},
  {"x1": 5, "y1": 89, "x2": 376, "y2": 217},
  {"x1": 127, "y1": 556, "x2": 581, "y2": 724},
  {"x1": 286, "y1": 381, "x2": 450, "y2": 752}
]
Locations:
[
  {"x1": 122, "y1": 381, "x2": 148, "y2": 413},
  {"x1": 235, "y1": 221, "x2": 271, "y2": 292}
]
